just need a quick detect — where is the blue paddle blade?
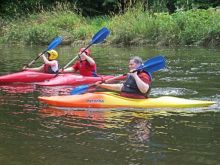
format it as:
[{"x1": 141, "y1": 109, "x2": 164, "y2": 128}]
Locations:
[
  {"x1": 47, "y1": 36, "x2": 63, "y2": 51},
  {"x1": 25, "y1": 36, "x2": 63, "y2": 68},
  {"x1": 90, "y1": 27, "x2": 110, "y2": 45},
  {"x1": 138, "y1": 55, "x2": 166, "y2": 74},
  {"x1": 70, "y1": 84, "x2": 90, "y2": 95}
]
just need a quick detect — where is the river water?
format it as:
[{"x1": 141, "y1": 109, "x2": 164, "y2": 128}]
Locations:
[{"x1": 0, "y1": 44, "x2": 219, "y2": 165}]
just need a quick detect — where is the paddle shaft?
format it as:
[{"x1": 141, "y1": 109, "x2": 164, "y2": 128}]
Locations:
[
  {"x1": 26, "y1": 51, "x2": 46, "y2": 67},
  {"x1": 63, "y1": 44, "x2": 91, "y2": 69},
  {"x1": 25, "y1": 36, "x2": 62, "y2": 68},
  {"x1": 62, "y1": 27, "x2": 110, "y2": 71},
  {"x1": 104, "y1": 74, "x2": 126, "y2": 83},
  {"x1": 54, "y1": 44, "x2": 91, "y2": 78},
  {"x1": 70, "y1": 74, "x2": 126, "y2": 95},
  {"x1": 93, "y1": 74, "x2": 126, "y2": 86}
]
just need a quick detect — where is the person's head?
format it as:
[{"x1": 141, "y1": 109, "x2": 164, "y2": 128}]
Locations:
[
  {"x1": 129, "y1": 56, "x2": 143, "y2": 70},
  {"x1": 47, "y1": 50, "x2": 58, "y2": 60},
  {"x1": 79, "y1": 47, "x2": 91, "y2": 56}
]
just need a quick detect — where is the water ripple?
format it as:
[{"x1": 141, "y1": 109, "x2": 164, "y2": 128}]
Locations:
[{"x1": 150, "y1": 87, "x2": 198, "y2": 96}]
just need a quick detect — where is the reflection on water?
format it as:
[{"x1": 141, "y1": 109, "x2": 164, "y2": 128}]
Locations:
[
  {"x1": 36, "y1": 107, "x2": 220, "y2": 165},
  {"x1": 126, "y1": 117, "x2": 152, "y2": 143},
  {"x1": 39, "y1": 108, "x2": 107, "y2": 129},
  {"x1": 36, "y1": 86, "x2": 73, "y2": 96},
  {"x1": 38, "y1": 108, "x2": 154, "y2": 149},
  {"x1": 0, "y1": 84, "x2": 35, "y2": 94}
]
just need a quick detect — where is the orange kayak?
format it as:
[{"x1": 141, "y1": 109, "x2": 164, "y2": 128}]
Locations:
[{"x1": 38, "y1": 92, "x2": 215, "y2": 109}]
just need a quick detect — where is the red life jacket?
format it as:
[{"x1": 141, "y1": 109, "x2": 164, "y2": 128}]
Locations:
[{"x1": 73, "y1": 60, "x2": 97, "y2": 77}]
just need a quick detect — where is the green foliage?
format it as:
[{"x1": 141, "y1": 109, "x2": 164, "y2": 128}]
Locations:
[
  {"x1": 108, "y1": 6, "x2": 180, "y2": 45},
  {"x1": 153, "y1": 13, "x2": 181, "y2": 45},
  {"x1": 108, "y1": 7, "x2": 220, "y2": 46},
  {"x1": 108, "y1": 7, "x2": 146, "y2": 44},
  {"x1": 1, "y1": 5, "x2": 220, "y2": 47},
  {"x1": 172, "y1": 9, "x2": 220, "y2": 45},
  {"x1": 1, "y1": 9, "x2": 87, "y2": 44},
  {"x1": 24, "y1": 25, "x2": 58, "y2": 44}
]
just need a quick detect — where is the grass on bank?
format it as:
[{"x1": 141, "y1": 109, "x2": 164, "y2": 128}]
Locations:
[{"x1": 1, "y1": 6, "x2": 220, "y2": 47}]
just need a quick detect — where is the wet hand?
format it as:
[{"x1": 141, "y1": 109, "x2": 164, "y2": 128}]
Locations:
[
  {"x1": 22, "y1": 66, "x2": 28, "y2": 71},
  {"x1": 38, "y1": 53, "x2": 43, "y2": 57},
  {"x1": 58, "y1": 68, "x2": 64, "y2": 73},
  {"x1": 80, "y1": 53, "x2": 86, "y2": 58},
  {"x1": 128, "y1": 69, "x2": 138, "y2": 77}
]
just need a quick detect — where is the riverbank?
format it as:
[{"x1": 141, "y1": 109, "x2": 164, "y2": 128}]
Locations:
[{"x1": 1, "y1": 6, "x2": 220, "y2": 47}]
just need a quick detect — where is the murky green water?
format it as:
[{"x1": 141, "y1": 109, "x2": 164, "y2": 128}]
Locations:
[{"x1": 0, "y1": 44, "x2": 220, "y2": 165}]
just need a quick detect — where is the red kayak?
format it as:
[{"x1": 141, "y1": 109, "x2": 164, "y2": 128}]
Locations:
[
  {"x1": 0, "y1": 71, "x2": 122, "y2": 86},
  {"x1": 0, "y1": 71, "x2": 56, "y2": 84},
  {"x1": 36, "y1": 74, "x2": 122, "y2": 86}
]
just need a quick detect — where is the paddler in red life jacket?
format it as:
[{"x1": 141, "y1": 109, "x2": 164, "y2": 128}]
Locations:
[
  {"x1": 23, "y1": 50, "x2": 59, "y2": 74},
  {"x1": 96, "y1": 56, "x2": 152, "y2": 99},
  {"x1": 61, "y1": 48, "x2": 97, "y2": 77}
]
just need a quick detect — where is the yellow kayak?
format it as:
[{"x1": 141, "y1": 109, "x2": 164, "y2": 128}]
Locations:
[{"x1": 38, "y1": 92, "x2": 215, "y2": 108}]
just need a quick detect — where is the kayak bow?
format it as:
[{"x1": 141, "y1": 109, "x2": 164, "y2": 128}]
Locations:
[{"x1": 0, "y1": 71, "x2": 55, "y2": 83}]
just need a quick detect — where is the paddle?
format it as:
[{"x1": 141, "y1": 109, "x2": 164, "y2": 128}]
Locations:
[
  {"x1": 70, "y1": 55, "x2": 166, "y2": 95},
  {"x1": 24, "y1": 36, "x2": 62, "y2": 68},
  {"x1": 139, "y1": 55, "x2": 166, "y2": 74},
  {"x1": 62, "y1": 27, "x2": 110, "y2": 70}
]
